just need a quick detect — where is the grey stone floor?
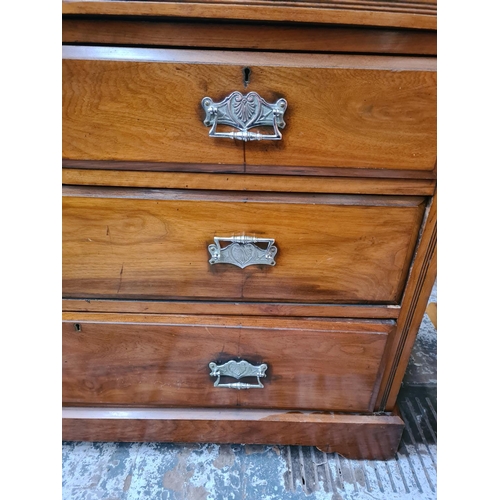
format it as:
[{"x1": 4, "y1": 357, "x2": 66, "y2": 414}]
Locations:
[{"x1": 62, "y1": 284, "x2": 437, "y2": 500}]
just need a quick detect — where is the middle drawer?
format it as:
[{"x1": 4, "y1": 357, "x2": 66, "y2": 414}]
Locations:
[{"x1": 63, "y1": 186, "x2": 426, "y2": 304}]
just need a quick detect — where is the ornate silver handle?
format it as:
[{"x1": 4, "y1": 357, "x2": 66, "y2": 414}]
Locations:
[
  {"x1": 208, "y1": 236, "x2": 277, "y2": 269},
  {"x1": 201, "y1": 91, "x2": 287, "y2": 141},
  {"x1": 209, "y1": 360, "x2": 268, "y2": 390}
]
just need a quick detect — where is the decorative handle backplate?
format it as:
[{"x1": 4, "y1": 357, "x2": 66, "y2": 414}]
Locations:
[
  {"x1": 202, "y1": 91, "x2": 287, "y2": 141},
  {"x1": 208, "y1": 236, "x2": 277, "y2": 268},
  {"x1": 209, "y1": 360, "x2": 268, "y2": 390}
]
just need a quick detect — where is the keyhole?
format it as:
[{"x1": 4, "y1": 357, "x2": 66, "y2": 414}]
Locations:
[
  {"x1": 74, "y1": 323, "x2": 81, "y2": 332},
  {"x1": 243, "y1": 67, "x2": 251, "y2": 87}
]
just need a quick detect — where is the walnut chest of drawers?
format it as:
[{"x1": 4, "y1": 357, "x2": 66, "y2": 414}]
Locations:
[{"x1": 62, "y1": 0, "x2": 437, "y2": 460}]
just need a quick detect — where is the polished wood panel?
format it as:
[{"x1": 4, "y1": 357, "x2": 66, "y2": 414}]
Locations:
[
  {"x1": 62, "y1": 406, "x2": 405, "y2": 460},
  {"x1": 63, "y1": 49, "x2": 244, "y2": 166},
  {"x1": 62, "y1": 1, "x2": 437, "y2": 30},
  {"x1": 62, "y1": 312, "x2": 395, "y2": 330},
  {"x1": 62, "y1": 298, "x2": 401, "y2": 319},
  {"x1": 62, "y1": 187, "x2": 426, "y2": 303},
  {"x1": 62, "y1": 19, "x2": 437, "y2": 56},
  {"x1": 62, "y1": 169, "x2": 436, "y2": 196},
  {"x1": 63, "y1": 47, "x2": 436, "y2": 70},
  {"x1": 245, "y1": 164, "x2": 437, "y2": 179},
  {"x1": 244, "y1": 62, "x2": 436, "y2": 171},
  {"x1": 375, "y1": 194, "x2": 437, "y2": 410},
  {"x1": 63, "y1": 159, "x2": 245, "y2": 174},
  {"x1": 63, "y1": 159, "x2": 437, "y2": 180},
  {"x1": 63, "y1": 46, "x2": 436, "y2": 172},
  {"x1": 62, "y1": 314, "x2": 392, "y2": 411}
]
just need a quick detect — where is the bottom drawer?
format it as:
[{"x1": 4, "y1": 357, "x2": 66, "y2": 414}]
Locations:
[{"x1": 62, "y1": 314, "x2": 393, "y2": 412}]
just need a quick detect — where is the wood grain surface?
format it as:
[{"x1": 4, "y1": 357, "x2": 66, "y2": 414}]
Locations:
[
  {"x1": 62, "y1": 187, "x2": 426, "y2": 303},
  {"x1": 62, "y1": 298, "x2": 401, "y2": 319},
  {"x1": 63, "y1": 159, "x2": 437, "y2": 179},
  {"x1": 62, "y1": 169, "x2": 436, "y2": 196},
  {"x1": 62, "y1": 311, "x2": 396, "y2": 330},
  {"x1": 62, "y1": 314, "x2": 392, "y2": 411},
  {"x1": 62, "y1": 406, "x2": 405, "y2": 460},
  {"x1": 244, "y1": 61, "x2": 436, "y2": 171},
  {"x1": 62, "y1": 1, "x2": 437, "y2": 30},
  {"x1": 62, "y1": 19, "x2": 437, "y2": 56},
  {"x1": 62, "y1": 49, "x2": 244, "y2": 166},
  {"x1": 63, "y1": 46, "x2": 436, "y2": 172}
]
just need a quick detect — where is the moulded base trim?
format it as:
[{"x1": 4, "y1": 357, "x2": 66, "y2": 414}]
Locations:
[{"x1": 62, "y1": 406, "x2": 404, "y2": 460}]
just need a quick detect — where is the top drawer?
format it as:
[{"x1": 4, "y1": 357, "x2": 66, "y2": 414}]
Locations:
[{"x1": 62, "y1": 47, "x2": 436, "y2": 175}]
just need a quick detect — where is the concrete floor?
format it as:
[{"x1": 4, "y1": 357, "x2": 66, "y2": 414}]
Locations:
[{"x1": 62, "y1": 284, "x2": 437, "y2": 500}]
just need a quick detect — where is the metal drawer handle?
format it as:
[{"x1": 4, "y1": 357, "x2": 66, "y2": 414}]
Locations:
[
  {"x1": 208, "y1": 235, "x2": 277, "y2": 268},
  {"x1": 209, "y1": 360, "x2": 268, "y2": 390},
  {"x1": 202, "y1": 91, "x2": 287, "y2": 141}
]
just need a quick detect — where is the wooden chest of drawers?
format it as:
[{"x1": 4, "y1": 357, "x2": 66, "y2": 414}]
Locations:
[{"x1": 62, "y1": 0, "x2": 437, "y2": 460}]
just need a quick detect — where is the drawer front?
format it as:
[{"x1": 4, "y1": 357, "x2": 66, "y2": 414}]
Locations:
[
  {"x1": 62, "y1": 314, "x2": 392, "y2": 412},
  {"x1": 62, "y1": 47, "x2": 244, "y2": 167},
  {"x1": 63, "y1": 47, "x2": 436, "y2": 173},
  {"x1": 62, "y1": 187, "x2": 426, "y2": 304}
]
